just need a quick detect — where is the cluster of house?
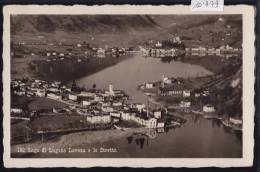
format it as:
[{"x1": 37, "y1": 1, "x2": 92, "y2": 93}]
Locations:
[
  {"x1": 185, "y1": 45, "x2": 241, "y2": 56},
  {"x1": 44, "y1": 46, "x2": 132, "y2": 62},
  {"x1": 11, "y1": 79, "x2": 167, "y2": 128},
  {"x1": 140, "y1": 75, "x2": 216, "y2": 113},
  {"x1": 140, "y1": 36, "x2": 185, "y2": 57},
  {"x1": 140, "y1": 47, "x2": 178, "y2": 57}
]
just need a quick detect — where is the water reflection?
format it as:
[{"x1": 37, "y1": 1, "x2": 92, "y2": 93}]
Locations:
[
  {"x1": 128, "y1": 133, "x2": 149, "y2": 149},
  {"x1": 126, "y1": 116, "x2": 242, "y2": 152},
  {"x1": 127, "y1": 128, "x2": 168, "y2": 149},
  {"x1": 211, "y1": 119, "x2": 222, "y2": 128}
]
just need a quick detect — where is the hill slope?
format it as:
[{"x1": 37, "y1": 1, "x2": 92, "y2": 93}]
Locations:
[{"x1": 11, "y1": 15, "x2": 242, "y2": 48}]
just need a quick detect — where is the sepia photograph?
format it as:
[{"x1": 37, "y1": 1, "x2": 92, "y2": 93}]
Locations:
[{"x1": 3, "y1": 5, "x2": 255, "y2": 167}]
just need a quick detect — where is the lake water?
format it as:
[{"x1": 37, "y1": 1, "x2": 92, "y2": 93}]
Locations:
[
  {"x1": 75, "y1": 55, "x2": 242, "y2": 158},
  {"x1": 77, "y1": 55, "x2": 213, "y2": 103},
  {"x1": 75, "y1": 116, "x2": 242, "y2": 158}
]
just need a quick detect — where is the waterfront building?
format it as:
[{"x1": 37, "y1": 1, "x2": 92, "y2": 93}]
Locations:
[
  {"x1": 158, "y1": 81, "x2": 192, "y2": 97},
  {"x1": 203, "y1": 104, "x2": 215, "y2": 113},
  {"x1": 97, "y1": 48, "x2": 106, "y2": 58},
  {"x1": 229, "y1": 118, "x2": 242, "y2": 125},
  {"x1": 112, "y1": 101, "x2": 123, "y2": 107},
  {"x1": 145, "y1": 118, "x2": 157, "y2": 128},
  {"x1": 145, "y1": 82, "x2": 154, "y2": 89},
  {"x1": 157, "y1": 119, "x2": 165, "y2": 128},
  {"x1": 11, "y1": 108, "x2": 23, "y2": 114}
]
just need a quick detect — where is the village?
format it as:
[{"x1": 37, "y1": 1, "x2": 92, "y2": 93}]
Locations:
[
  {"x1": 11, "y1": 76, "x2": 188, "y2": 144},
  {"x1": 10, "y1": 34, "x2": 243, "y2": 146},
  {"x1": 140, "y1": 36, "x2": 242, "y2": 58},
  {"x1": 138, "y1": 73, "x2": 243, "y2": 131},
  {"x1": 12, "y1": 39, "x2": 138, "y2": 62}
]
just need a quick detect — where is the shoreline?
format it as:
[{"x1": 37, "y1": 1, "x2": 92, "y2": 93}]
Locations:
[{"x1": 11, "y1": 127, "x2": 150, "y2": 157}]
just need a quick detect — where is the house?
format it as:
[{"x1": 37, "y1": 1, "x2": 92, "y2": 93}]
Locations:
[
  {"x1": 86, "y1": 114, "x2": 111, "y2": 124},
  {"x1": 11, "y1": 108, "x2": 23, "y2": 114},
  {"x1": 14, "y1": 91, "x2": 26, "y2": 96},
  {"x1": 101, "y1": 114, "x2": 112, "y2": 123},
  {"x1": 101, "y1": 106, "x2": 114, "y2": 113},
  {"x1": 203, "y1": 104, "x2": 215, "y2": 113},
  {"x1": 79, "y1": 91, "x2": 95, "y2": 97},
  {"x1": 153, "y1": 110, "x2": 162, "y2": 119},
  {"x1": 135, "y1": 103, "x2": 146, "y2": 112},
  {"x1": 145, "y1": 118, "x2": 157, "y2": 128},
  {"x1": 162, "y1": 75, "x2": 172, "y2": 85},
  {"x1": 94, "y1": 95, "x2": 104, "y2": 102},
  {"x1": 121, "y1": 111, "x2": 131, "y2": 120},
  {"x1": 229, "y1": 118, "x2": 242, "y2": 125},
  {"x1": 145, "y1": 82, "x2": 154, "y2": 89},
  {"x1": 76, "y1": 109, "x2": 87, "y2": 115},
  {"x1": 157, "y1": 119, "x2": 165, "y2": 128},
  {"x1": 179, "y1": 101, "x2": 191, "y2": 108},
  {"x1": 112, "y1": 101, "x2": 123, "y2": 107},
  {"x1": 47, "y1": 93, "x2": 62, "y2": 100},
  {"x1": 48, "y1": 87, "x2": 59, "y2": 93},
  {"x1": 36, "y1": 90, "x2": 46, "y2": 97},
  {"x1": 97, "y1": 48, "x2": 106, "y2": 58},
  {"x1": 191, "y1": 47, "x2": 200, "y2": 52},
  {"x1": 68, "y1": 94, "x2": 77, "y2": 101},
  {"x1": 110, "y1": 111, "x2": 121, "y2": 118},
  {"x1": 183, "y1": 90, "x2": 191, "y2": 97},
  {"x1": 155, "y1": 41, "x2": 162, "y2": 48},
  {"x1": 82, "y1": 100, "x2": 91, "y2": 106},
  {"x1": 185, "y1": 48, "x2": 191, "y2": 52},
  {"x1": 194, "y1": 93, "x2": 201, "y2": 98},
  {"x1": 158, "y1": 83, "x2": 188, "y2": 96}
]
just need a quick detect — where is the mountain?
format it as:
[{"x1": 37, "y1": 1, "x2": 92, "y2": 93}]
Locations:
[
  {"x1": 11, "y1": 15, "x2": 161, "y2": 35},
  {"x1": 11, "y1": 15, "x2": 242, "y2": 48}
]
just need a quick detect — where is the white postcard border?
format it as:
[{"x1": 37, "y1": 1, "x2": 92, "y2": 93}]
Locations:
[{"x1": 2, "y1": 5, "x2": 255, "y2": 168}]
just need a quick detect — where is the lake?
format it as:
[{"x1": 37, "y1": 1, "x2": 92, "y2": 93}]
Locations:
[
  {"x1": 74, "y1": 54, "x2": 242, "y2": 158},
  {"x1": 76, "y1": 55, "x2": 213, "y2": 103}
]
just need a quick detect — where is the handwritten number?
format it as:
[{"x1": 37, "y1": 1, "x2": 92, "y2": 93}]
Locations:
[{"x1": 192, "y1": 0, "x2": 220, "y2": 9}]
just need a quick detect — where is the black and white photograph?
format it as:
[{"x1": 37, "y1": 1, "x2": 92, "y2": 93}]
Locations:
[{"x1": 2, "y1": 5, "x2": 255, "y2": 168}]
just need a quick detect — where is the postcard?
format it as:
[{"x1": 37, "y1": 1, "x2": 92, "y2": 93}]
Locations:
[{"x1": 2, "y1": 5, "x2": 255, "y2": 167}]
